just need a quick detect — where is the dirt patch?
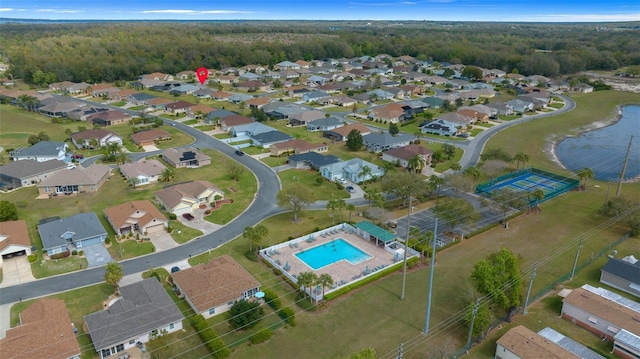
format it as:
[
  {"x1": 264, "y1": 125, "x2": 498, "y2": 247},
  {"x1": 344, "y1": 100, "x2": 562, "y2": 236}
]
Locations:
[{"x1": 229, "y1": 187, "x2": 238, "y2": 192}]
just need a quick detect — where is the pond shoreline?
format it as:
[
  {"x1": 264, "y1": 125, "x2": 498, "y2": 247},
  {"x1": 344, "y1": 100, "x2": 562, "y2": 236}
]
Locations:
[{"x1": 549, "y1": 104, "x2": 639, "y2": 182}]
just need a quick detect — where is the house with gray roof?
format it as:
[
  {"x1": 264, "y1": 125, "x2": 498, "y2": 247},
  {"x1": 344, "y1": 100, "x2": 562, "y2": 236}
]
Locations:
[
  {"x1": 162, "y1": 147, "x2": 211, "y2": 168},
  {"x1": 119, "y1": 159, "x2": 166, "y2": 187},
  {"x1": 362, "y1": 133, "x2": 416, "y2": 153},
  {"x1": 264, "y1": 103, "x2": 309, "y2": 120},
  {"x1": 275, "y1": 61, "x2": 300, "y2": 70},
  {"x1": 38, "y1": 212, "x2": 108, "y2": 255},
  {"x1": 10, "y1": 141, "x2": 69, "y2": 162},
  {"x1": 288, "y1": 152, "x2": 341, "y2": 169},
  {"x1": 228, "y1": 93, "x2": 253, "y2": 104},
  {"x1": 307, "y1": 117, "x2": 344, "y2": 132},
  {"x1": 600, "y1": 257, "x2": 640, "y2": 298},
  {"x1": 126, "y1": 93, "x2": 157, "y2": 105},
  {"x1": 37, "y1": 99, "x2": 85, "y2": 117},
  {"x1": 0, "y1": 159, "x2": 67, "y2": 190},
  {"x1": 251, "y1": 130, "x2": 293, "y2": 148},
  {"x1": 486, "y1": 102, "x2": 514, "y2": 116},
  {"x1": 288, "y1": 110, "x2": 326, "y2": 127},
  {"x1": 419, "y1": 119, "x2": 459, "y2": 136},
  {"x1": 193, "y1": 88, "x2": 214, "y2": 99},
  {"x1": 229, "y1": 122, "x2": 274, "y2": 137},
  {"x1": 85, "y1": 277, "x2": 184, "y2": 359},
  {"x1": 37, "y1": 164, "x2": 112, "y2": 197},
  {"x1": 421, "y1": 97, "x2": 444, "y2": 109},
  {"x1": 506, "y1": 98, "x2": 535, "y2": 114},
  {"x1": 320, "y1": 158, "x2": 385, "y2": 184},
  {"x1": 169, "y1": 84, "x2": 200, "y2": 96},
  {"x1": 367, "y1": 89, "x2": 395, "y2": 101},
  {"x1": 302, "y1": 90, "x2": 331, "y2": 103}
]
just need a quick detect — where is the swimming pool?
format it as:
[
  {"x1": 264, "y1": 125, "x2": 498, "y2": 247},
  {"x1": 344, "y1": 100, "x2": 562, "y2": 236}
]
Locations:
[{"x1": 295, "y1": 239, "x2": 371, "y2": 270}]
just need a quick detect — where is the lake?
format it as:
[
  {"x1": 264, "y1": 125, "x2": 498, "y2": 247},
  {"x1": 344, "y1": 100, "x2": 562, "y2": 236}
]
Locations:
[{"x1": 556, "y1": 104, "x2": 640, "y2": 182}]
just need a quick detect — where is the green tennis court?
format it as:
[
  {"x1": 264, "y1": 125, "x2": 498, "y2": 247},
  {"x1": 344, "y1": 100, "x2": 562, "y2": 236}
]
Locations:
[{"x1": 476, "y1": 168, "x2": 579, "y2": 204}]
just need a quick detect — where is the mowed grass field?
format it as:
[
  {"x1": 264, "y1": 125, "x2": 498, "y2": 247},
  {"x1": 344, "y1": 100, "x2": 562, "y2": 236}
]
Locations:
[{"x1": 0, "y1": 105, "x2": 87, "y2": 148}]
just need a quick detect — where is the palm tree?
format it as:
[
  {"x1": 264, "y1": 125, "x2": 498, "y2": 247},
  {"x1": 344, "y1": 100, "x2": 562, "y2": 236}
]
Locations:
[
  {"x1": 318, "y1": 273, "x2": 334, "y2": 300},
  {"x1": 577, "y1": 167, "x2": 594, "y2": 190},
  {"x1": 297, "y1": 272, "x2": 317, "y2": 300},
  {"x1": 463, "y1": 166, "x2": 482, "y2": 184},
  {"x1": 514, "y1": 152, "x2": 529, "y2": 171},
  {"x1": 428, "y1": 175, "x2": 444, "y2": 196},
  {"x1": 530, "y1": 188, "x2": 545, "y2": 211},
  {"x1": 335, "y1": 198, "x2": 346, "y2": 222},
  {"x1": 115, "y1": 152, "x2": 129, "y2": 165},
  {"x1": 358, "y1": 165, "x2": 372, "y2": 184},
  {"x1": 364, "y1": 190, "x2": 384, "y2": 208},
  {"x1": 408, "y1": 154, "x2": 426, "y2": 173},
  {"x1": 159, "y1": 168, "x2": 175, "y2": 183},
  {"x1": 244, "y1": 224, "x2": 269, "y2": 253},
  {"x1": 346, "y1": 204, "x2": 356, "y2": 223},
  {"x1": 450, "y1": 163, "x2": 462, "y2": 172},
  {"x1": 326, "y1": 199, "x2": 339, "y2": 224}
]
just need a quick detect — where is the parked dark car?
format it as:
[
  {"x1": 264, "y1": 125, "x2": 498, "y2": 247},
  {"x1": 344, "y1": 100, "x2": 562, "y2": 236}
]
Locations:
[
  {"x1": 235, "y1": 150, "x2": 245, "y2": 156},
  {"x1": 346, "y1": 186, "x2": 355, "y2": 193},
  {"x1": 182, "y1": 213, "x2": 195, "y2": 221},
  {"x1": 171, "y1": 266, "x2": 181, "y2": 273}
]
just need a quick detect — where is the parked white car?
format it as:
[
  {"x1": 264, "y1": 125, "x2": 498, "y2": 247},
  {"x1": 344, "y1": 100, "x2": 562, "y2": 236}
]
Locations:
[{"x1": 338, "y1": 178, "x2": 348, "y2": 185}]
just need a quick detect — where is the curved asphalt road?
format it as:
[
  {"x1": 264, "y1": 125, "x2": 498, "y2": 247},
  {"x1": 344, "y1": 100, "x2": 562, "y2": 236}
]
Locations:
[{"x1": 0, "y1": 94, "x2": 575, "y2": 304}]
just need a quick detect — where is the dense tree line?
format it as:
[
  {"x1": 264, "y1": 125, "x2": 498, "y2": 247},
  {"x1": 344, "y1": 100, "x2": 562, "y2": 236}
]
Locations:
[{"x1": 0, "y1": 21, "x2": 638, "y2": 84}]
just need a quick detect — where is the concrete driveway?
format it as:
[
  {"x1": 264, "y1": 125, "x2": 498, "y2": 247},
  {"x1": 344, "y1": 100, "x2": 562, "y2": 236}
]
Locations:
[
  {"x1": 148, "y1": 231, "x2": 178, "y2": 252},
  {"x1": 0, "y1": 256, "x2": 35, "y2": 288},
  {"x1": 178, "y1": 215, "x2": 221, "y2": 235},
  {"x1": 83, "y1": 244, "x2": 114, "y2": 268}
]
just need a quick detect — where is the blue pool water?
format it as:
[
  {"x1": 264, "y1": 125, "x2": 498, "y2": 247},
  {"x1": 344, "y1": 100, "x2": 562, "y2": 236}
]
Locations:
[{"x1": 295, "y1": 239, "x2": 371, "y2": 270}]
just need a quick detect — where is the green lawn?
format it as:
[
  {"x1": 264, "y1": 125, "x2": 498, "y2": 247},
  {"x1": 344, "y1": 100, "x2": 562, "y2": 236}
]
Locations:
[
  {"x1": 278, "y1": 169, "x2": 349, "y2": 200},
  {"x1": 169, "y1": 220, "x2": 204, "y2": 244},
  {"x1": 182, "y1": 119, "x2": 199, "y2": 125},
  {"x1": 106, "y1": 123, "x2": 194, "y2": 151},
  {"x1": 0, "y1": 105, "x2": 87, "y2": 148},
  {"x1": 107, "y1": 238, "x2": 155, "y2": 260},
  {"x1": 110, "y1": 100, "x2": 126, "y2": 107},
  {"x1": 261, "y1": 156, "x2": 289, "y2": 167},
  {"x1": 470, "y1": 128, "x2": 483, "y2": 136}
]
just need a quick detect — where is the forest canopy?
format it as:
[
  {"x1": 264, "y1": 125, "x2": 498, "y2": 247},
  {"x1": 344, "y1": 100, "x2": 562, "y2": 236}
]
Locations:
[{"x1": 1, "y1": 21, "x2": 638, "y2": 84}]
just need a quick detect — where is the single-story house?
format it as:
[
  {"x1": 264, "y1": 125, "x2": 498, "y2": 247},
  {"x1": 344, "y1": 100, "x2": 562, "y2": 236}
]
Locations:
[
  {"x1": 600, "y1": 257, "x2": 640, "y2": 298},
  {"x1": 175, "y1": 70, "x2": 193, "y2": 80},
  {"x1": 0, "y1": 298, "x2": 81, "y2": 359},
  {"x1": 211, "y1": 91, "x2": 234, "y2": 101},
  {"x1": 306, "y1": 116, "x2": 343, "y2": 132},
  {"x1": 172, "y1": 254, "x2": 261, "y2": 319},
  {"x1": 288, "y1": 152, "x2": 341, "y2": 170},
  {"x1": 193, "y1": 88, "x2": 214, "y2": 99},
  {"x1": 119, "y1": 159, "x2": 166, "y2": 186},
  {"x1": 205, "y1": 109, "x2": 236, "y2": 125},
  {"x1": 367, "y1": 89, "x2": 395, "y2": 101},
  {"x1": 164, "y1": 100, "x2": 194, "y2": 114},
  {"x1": 127, "y1": 93, "x2": 156, "y2": 106},
  {"x1": 0, "y1": 220, "x2": 32, "y2": 265},
  {"x1": 486, "y1": 102, "x2": 514, "y2": 116},
  {"x1": 495, "y1": 325, "x2": 604, "y2": 359},
  {"x1": 506, "y1": 99, "x2": 535, "y2": 114},
  {"x1": 302, "y1": 90, "x2": 331, "y2": 103},
  {"x1": 421, "y1": 97, "x2": 444, "y2": 109},
  {"x1": 186, "y1": 104, "x2": 215, "y2": 118},
  {"x1": 572, "y1": 83, "x2": 594, "y2": 93},
  {"x1": 0, "y1": 159, "x2": 67, "y2": 190},
  {"x1": 323, "y1": 123, "x2": 371, "y2": 142},
  {"x1": 288, "y1": 110, "x2": 326, "y2": 127},
  {"x1": 229, "y1": 122, "x2": 274, "y2": 138},
  {"x1": 320, "y1": 158, "x2": 385, "y2": 183},
  {"x1": 88, "y1": 110, "x2": 132, "y2": 126},
  {"x1": 236, "y1": 81, "x2": 269, "y2": 92},
  {"x1": 264, "y1": 103, "x2": 309, "y2": 120},
  {"x1": 270, "y1": 139, "x2": 328, "y2": 156},
  {"x1": 155, "y1": 180, "x2": 224, "y2": 216},
  {"x1": 162, "y1": 147, "x2": 211, "y2": 168},
  {"x1": 419, "y1": 119, "x2": 459, "y2": 136},
  {"x1": 132, "y1": 129, "x2": 172, "y2": 147},
  {"x1": 104, "y1": 200, "x2": 168, "y2": 236},
  {"x1": 10, "y1": 141, "x2": 69, "y2": 162},
  {"x1": 37, "y1": 99, "x2": 85, "y2": 117},
  {"x1": 169, "y1": 84, "x2": 199, "y2": 96},
  {"x1": 71, "y1": 129, "x2": 122, "y2": 149},
  {"x1": 67, "y1": 106, "x2": 110, "y2": 121},
  {"x1": 250, "y1": 130, "x2": 293, "y2": 148},
  {"x1": 459, "y1": 104, "x2": 498, "y2": 117},
  {"x1": 368, "y1": 103, "x2": 408, "y2": 124},
  {"x1": 37, "y1": 164, "x2": 111, "y2": 197},
  {"x1": 457, "y1": 109, "x2": 489, "y2": 123},
  {"x1": 362, "y1": 132, "x2": 415, "y2": 153},
  {"x1": 84, "y1": 277, "x2": 184, "y2": 359},
  {"x1": 329, "y1": 95, "x2": 357, "y2": 107},
  {"x1": 148, "y1": 97, "x2": 173, "y2": 109},
  {"x1": 382, "y1": 144, "x2": 433, "y2": 168},
  {"x1": 220, "y1": 114, "x2": 254, "y2": 132},
  {"x1": 109, "y1": 89, "x2": 138, "y2": 101},
  {"x1": 38, "y1": 212, "x2": 108, "y2": 255},
  {"x1": 245, "y1": 96, "x2": 270, "y2": 109},
  {"x1": 436, "y1": 112, "x2": 475, "y2": 127},
  {"x1": 561, "y1": 284, "x2": 640, "y2": 347},
  {"x1": 139, "y1": 72, "x2": 174, "y2": 81}
]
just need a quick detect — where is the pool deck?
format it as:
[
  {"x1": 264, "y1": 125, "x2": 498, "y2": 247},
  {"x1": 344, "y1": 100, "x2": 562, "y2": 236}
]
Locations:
[{"x1": 263, "y1": 226, "x2": 402, "y2": 290}]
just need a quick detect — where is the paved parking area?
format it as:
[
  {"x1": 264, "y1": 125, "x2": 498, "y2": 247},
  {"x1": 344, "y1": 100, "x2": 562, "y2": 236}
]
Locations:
[
  {"x1": 0, "y1": 256, "x2": 35, "y2": 288},
  {"x1": 83, "y1": 244, "x2": 114, "y2": 267},
  {"x1": 148, "y1": 231, "x2": 178, "y2": 251},
  {"x1": 178, "y1": 215, "x2": 221, "y2": 235}
]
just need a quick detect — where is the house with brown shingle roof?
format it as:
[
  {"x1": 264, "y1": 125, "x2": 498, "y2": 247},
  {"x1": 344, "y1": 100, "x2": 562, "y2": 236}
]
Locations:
[
  {"x1": 382, "y1": 144, "x2": 433, "y2": 168},
  {"x1": 109, "y1": 89, "x2": 138, "y2": 101},
  {"x1": 139, "y1": 72, "x2": 174, "y2": 81},
  {"x1": 368, "y1": 103, "x2": 407, "y2": 124},
  {"x1": 148, "y1": 97, "x2": 173, "y2": 109},
  {"x1": 70, "y1": 129, "x2": 122, "y2": 149},
  {"x1": 172, "y1": 254, "x2": 260, "y2": 319},
  {"x1": 132, "y1": 129, "x2": 172, "y2": 147},
  {"x1": 245, "y1": 96, "x2": 270, "y2": 109},
  {"x1": 155, "y1": 180, "x2": 224, "y2": 216},
  {"x1": 0, "y1": 298, "x2": 81, "y2": 359},
  {"x1": 104, "y1": 200, "x2": 168, "y2": 236},
  {"x1": 186, "y1": 104, "x2": 215, "y2": 118},
  {"x1": 165, "y1": 101, "x2": 194, "y2": 114},
  {"x1": 270, "y1": 139, "x2": 328, "y2": 157},
  {"x1": 220, "y1": 114, "x2": 254, "y2": 132},
  {"x1": 495, "y1": 325, "x2": 579, "y2": 359},
  {"x1": 0, "y1": 220, "x2": 32, "y2": 265},
  {"x1": 323, "y1": 123, "x2": 371, "y2": 142},
  {"x1": 88, "y1": 110, "x2": 132, "y2": 126},
  {"x1": 457, "y1": 109, "x2": 489, "y2": 123},
  {"x1": 161, "y1": 147, "x2": 211, "y2": 168},
  {"x1": 37, "y1": 164, "x2": 111, "y2": 197},
  {"x1": 119, "y1": 159, "x2": 166, "y2": 186}
]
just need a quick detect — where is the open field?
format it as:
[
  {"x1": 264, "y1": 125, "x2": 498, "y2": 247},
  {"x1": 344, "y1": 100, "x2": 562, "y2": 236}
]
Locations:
[
  {"x1": 0, "y1": 105, "x2": 86, "y2": 148},
  {"x1": 277, "y1": 169, "x2": 349, "y2": 200}
]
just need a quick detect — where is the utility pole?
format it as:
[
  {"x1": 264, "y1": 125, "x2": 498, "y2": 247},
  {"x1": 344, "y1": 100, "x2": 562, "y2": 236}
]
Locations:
[
  {"x1": 396, "y1": 342, "x2": 403, "y2": 359},
  {"x1": 570, "y1": 237, "x2": 584, "y2": 281},
  {"x1": 522, "y1": 264, "x2": 537, "y2": 315},
  {"x1": 400, "y1": 196, "x2": 412, "y2": 300},
  {"x1": 466, "y1": 299, "x2": 479, "y2": 350},
  {"x1": 616, "y1": 135, "x2": 633, "y2": 197},
  {"x1": 424, "y1": 218, "x2": 438, "y2": 334}
]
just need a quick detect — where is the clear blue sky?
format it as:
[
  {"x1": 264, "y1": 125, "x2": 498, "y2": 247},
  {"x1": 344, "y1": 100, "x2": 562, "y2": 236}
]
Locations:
[{"x1": 1, "y1": 0, "x2": 638, "y2": 22}]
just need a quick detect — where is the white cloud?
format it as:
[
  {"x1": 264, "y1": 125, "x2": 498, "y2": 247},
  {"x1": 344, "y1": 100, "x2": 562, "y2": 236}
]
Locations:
[
  {"x1": 36, "y1": 9, "x2": 83, "y2": 13},
  {"x1": 140, "y1": 9, "x2": 254, "y2": 15},
  {"x1": 0, "y1": 8, "x2": 14, "y2": 12}
]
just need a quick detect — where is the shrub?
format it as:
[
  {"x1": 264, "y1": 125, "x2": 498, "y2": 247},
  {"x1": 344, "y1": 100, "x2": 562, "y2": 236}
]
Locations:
[
  {"x1": 413, "y1": 139, "x2": 421, "y2": 145},
  {"x1": 262, "y1": 289, "x2": 281, "y2": 310},
  {"x1": 407, "y1": 256, "x2": 420, "y2": 269},
  {"x1": 78, "y1": 251, "x2": 84, "y2": 256},
  {"x1": 27, "y1": 254, "x2": 38, "y2": 263},
  {"x1": 50, "y1": 250, "x2": 71, "y2": 260},
  {"x1": 105, "y1": 237, "x2": 111, "y2": 245},
  {"x1": 244, "y1": 250, "x2": 258, "y2": 262},
  {"x1": 166, "y1": 226, "x2": 173, "y2": 233},
  {"x1": 191, "y1": 315, "x2": 230, "y2": 359},
  {"x1": 71, "y1": 250, "x2": 78, "y2": 256},
  {"x1": 205, "y1": 209, "x2": 212, "y2": 215},
  {"x1": 250, "y1": 328, "x2": 272, "y2": 344},
  {"x1": 315, "y1": 176, "x2": 324, "y2": 185},
  {"x1": 229, "y1": 300, "x2": 264, "y2": 329},
  {"x1": 169, "y1": 213, "x2": 177, "y2": 220},
  {"x1": 277, "y1": 307, "x2": 296, "y2": 326},
  {"x1": 335, "y1": 183, "x2": 344, "y2": 190}
]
